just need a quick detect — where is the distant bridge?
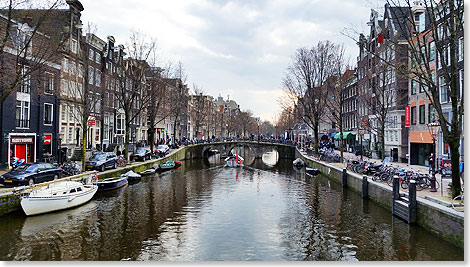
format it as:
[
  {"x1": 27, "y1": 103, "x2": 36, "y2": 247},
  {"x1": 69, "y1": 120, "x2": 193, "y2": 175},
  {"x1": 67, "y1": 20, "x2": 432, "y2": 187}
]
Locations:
[{"x1": 183, "y1": 141, "x2": 296, "y2": 160}]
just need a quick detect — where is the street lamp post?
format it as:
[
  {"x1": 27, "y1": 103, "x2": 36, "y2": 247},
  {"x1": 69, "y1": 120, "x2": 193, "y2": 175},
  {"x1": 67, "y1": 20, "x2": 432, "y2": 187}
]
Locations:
[
  {"x1": 257, "y1": 123, "x2": 260, "y2": 142},
  {"x1": 427, "y1": 122, "x2": 440, "y2": 193}
]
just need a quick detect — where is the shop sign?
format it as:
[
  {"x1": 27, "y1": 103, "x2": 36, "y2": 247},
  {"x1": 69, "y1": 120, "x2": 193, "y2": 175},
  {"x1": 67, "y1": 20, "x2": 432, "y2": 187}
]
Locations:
[
  {"x1": 405, "y1": 106, "x2": 411, "y2": 128},
  {"x1": 44, "y1": 135, "x2": 51, "y2": 144},
  {"x1": 11, "y1": 136, "x2": 34, "y2": 144},
  {"x1": 88, "y1": 120, "x2": 96, "y2": 126}
]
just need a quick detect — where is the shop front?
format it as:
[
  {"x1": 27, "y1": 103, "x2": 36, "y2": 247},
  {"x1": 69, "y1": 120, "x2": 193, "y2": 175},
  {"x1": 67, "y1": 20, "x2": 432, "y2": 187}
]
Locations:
[
  {"x1": 9, "y1": 134, "x2": 36, "y2": 167},
  {"x1": 409, "y1": 131, "x2": 433, "y2": 166}
]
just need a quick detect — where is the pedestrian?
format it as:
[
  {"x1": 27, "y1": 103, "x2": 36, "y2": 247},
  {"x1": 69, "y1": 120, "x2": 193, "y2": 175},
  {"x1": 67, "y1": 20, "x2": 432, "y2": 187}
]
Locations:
[
  {"x1": 459, "y1": 157, "x2": 464, "y2": 182},
  {"x1": 428, "y1": 153, "x2": 434, "y2": 174}
]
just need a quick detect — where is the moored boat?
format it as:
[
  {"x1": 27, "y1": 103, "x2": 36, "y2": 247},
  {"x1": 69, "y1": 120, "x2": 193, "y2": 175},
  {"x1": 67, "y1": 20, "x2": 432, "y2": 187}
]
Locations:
[
  {"x1": 293, "y1": 158, "x2": 305, "y2": 168},
  {"x1": 120, "y1": 170, "x2": 142, "y2": 182},
  {"x1": 306, "y1": 167, "x2": 319, "y2": 176},
  {"x1": 157, "y1": 160, "x2": 176, "y2": 172},
  {"x1": 225, "y1": 154, "x2": 244, "y2": 167},
  {"x1": 20, "y1": 174, "x2": 98, "y2": 216},
  {"x1": 97, "y1": 176, "x2": 128, "y2": 191},
  {"x1": 139, "y1": 167, "x2": 156, "y2": 176}
]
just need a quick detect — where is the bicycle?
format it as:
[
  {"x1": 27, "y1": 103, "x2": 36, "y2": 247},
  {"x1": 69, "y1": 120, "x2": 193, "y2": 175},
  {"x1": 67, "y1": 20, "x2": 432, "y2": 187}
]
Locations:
[
  {"x1": 117, "y1": 156, "x2": 127, "y2": 167},
  {"x1": 452, "y1": 178, "x2": 464, "y2": 212}
]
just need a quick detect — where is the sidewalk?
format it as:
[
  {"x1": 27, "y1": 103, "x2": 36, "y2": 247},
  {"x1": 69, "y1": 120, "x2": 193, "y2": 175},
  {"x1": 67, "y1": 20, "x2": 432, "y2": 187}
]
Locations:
[{"x1": 303, "y1": 149, "x2": 454, "y2": 207}]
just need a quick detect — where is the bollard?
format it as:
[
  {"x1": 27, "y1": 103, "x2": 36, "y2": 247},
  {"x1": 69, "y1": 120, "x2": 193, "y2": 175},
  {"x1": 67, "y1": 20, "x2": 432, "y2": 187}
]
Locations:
[
  {"x1": 392, "y1": 175, "x2": 399, "y2": 215},
  {"x1": 342, "y1": 168, "x2": 347, "y2": 188},
  {"x1": 362, "y1": 175, "x2": 368, "y2": 199},
  {"x1": 409, "y1": 180, "x2": 417, "y2": 223},
  {"x1": 392, "y1": 175, "x2": 400, "y2": 201}
]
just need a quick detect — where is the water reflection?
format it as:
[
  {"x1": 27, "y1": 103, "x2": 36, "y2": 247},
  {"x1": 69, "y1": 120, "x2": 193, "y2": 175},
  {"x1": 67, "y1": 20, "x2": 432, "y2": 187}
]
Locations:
[
  {"x1": 0, "y1": 160, "x2": 463, "y2": 261},
  {"x1": 261, "y1": 149, "x2": 279, "y2": 167}
]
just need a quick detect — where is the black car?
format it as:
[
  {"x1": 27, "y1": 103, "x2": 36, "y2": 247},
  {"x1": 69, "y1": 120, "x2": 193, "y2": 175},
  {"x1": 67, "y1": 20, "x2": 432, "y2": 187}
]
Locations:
[
  {"x1": 131, "y1": 147, "x2": 152, "y2": 161},
  {"x1": 85, "y1": 152, "x2": 117, "y2": 172},
  {"x1": 0, "y1": 163, "x2": 62, "y2": 186}
]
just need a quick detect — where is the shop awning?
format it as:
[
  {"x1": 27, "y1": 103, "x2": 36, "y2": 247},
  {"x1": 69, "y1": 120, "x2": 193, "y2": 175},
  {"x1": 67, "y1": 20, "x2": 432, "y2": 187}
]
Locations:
[
  {"x1": 334, "y1": 131, "x2": 356, "y2": 140},
  {"x1": 410, "y1": 131, "x2": 433, "y2": 144}
]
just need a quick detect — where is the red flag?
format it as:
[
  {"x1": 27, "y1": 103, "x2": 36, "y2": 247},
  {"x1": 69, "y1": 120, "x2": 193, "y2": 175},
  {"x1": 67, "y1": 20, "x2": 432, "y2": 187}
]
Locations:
[
  {"x1": 377, "y1": 33, "x2": 384, "y2": 43},
  {"x1": 236, "y1": 154, "x2": 239, "y2": 164}
]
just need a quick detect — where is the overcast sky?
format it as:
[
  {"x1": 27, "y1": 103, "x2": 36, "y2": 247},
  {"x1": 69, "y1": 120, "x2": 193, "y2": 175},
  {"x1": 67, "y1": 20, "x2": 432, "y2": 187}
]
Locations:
[{"x1": 79, "y1": 0, "x2": 373, "y2": 122}]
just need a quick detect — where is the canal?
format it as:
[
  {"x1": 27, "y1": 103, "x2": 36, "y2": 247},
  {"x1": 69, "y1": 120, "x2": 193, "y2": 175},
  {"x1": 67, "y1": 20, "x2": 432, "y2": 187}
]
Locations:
[{"x1": 0, "y1": 154, "x2": 464, "y2": 261}]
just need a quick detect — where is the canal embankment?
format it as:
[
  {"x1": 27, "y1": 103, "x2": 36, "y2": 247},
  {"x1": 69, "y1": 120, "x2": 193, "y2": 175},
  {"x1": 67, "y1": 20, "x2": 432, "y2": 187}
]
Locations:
[
  {"x1": 0, "y1": 146, "x2": 190, "y2": 217},
  {"x1": 296, "y1": 149, "x2": 464, "y2": 248}
]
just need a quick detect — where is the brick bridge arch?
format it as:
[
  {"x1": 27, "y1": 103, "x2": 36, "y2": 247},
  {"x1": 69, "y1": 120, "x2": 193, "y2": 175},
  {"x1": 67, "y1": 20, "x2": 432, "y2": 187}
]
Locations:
[{"x1": 184, "y1": 141, "x2": 296, "y2": 161}]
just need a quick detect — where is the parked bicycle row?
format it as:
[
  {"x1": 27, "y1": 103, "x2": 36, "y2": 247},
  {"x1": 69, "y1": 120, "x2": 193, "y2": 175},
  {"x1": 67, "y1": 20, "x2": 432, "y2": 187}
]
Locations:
[{"x1": 345, "y1": 158, "x2": 439, "y2": 191}]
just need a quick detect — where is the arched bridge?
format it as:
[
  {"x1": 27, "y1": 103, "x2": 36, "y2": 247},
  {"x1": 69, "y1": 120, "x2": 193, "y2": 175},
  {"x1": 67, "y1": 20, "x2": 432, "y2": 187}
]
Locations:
[{"x1": 183, "y1": 141, "x2": 296, "y2": 160}]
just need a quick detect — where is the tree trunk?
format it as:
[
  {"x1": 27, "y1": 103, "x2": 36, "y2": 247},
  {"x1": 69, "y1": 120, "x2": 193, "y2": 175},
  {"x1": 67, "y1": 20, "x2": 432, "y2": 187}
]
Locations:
[
  {"x1": 124, "y1": 114, "x2": 130, "y2": 161},
  {"x1": 339, "y1": 123, "x2": 344, "y2": 163},
  {"x1": 149, "y1": 127, "x2": 155, "y2": 152},
  {"x1": 81, "y1": 128, "x2": 87, "y2": 171},
  {"x1": 313, "y1": 122, "x2": 319, "y2": 153},
  {"x1": 381, "y1": 122, "x2": 385, "y2": 160},
  {"x1": 449, "y1": 138, "x2": 461, "y2": 198}
]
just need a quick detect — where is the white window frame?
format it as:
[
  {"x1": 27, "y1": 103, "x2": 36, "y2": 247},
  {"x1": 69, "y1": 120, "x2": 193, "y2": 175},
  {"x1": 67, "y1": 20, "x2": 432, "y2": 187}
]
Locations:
[
  {"x1": 44, "y1": 103, "x2": 53, "y2": 126},
  {"x1": 44, "y1": 72, "x2": 54, "y2": 95},
  {"x1": 16, "y1": 100, "x2": 30, "y2": 129}
]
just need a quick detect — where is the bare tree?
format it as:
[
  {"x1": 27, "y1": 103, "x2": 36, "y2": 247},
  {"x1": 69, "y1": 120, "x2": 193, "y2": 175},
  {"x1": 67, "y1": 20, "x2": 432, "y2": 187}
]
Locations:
[
  {"x1": 324, "y1": 45, "x2": 349, "y2": 162},
  {"x1": 387, "y1": 0, "x2": 464, "y2": 196},
  {"x1": 283, "y1": 41, "x2": 341, "y2": 152},
  {"x1": 115, "y1": 30, "x2": 155, "y2": 159},
  {"x1": 0, "y1": 0, "x2": 66, "y2": 103},
  {"x1": 190, "y1": 83, "x2": 207, "y2": 140},
  {"x1": 167, "y1": 61, "x2": 188, "y2": 143},
  {"x1": 65, "y1": 23, "x2": 102, "y2": 170}
]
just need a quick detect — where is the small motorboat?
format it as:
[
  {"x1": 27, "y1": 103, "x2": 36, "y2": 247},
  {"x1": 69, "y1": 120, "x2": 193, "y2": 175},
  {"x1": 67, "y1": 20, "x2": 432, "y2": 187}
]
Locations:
[
  {"x1": 97, "y1": 176, "x2": 128, "y2": 191},
  {"x1": 139, "y1": 167, "x2": 157, "y2": 176},
  {"x1": 20, "y1": 173, "x2": 98, "y2": 216},
  {"x1": 225, "y1": 154, "x2": 244, "y2": 167},
  {"x1": 306, "y1": 167, "x2": 319, "y2": 176},
  {"x1": 157, "y1": 160, "x2": 176, "y2": 172},
  {"x1": 293, "y1": 158, "x2": 305, "y2": 168},
  {"x1": 120, "y1": 170, "x2": 142, "y2": 182}
]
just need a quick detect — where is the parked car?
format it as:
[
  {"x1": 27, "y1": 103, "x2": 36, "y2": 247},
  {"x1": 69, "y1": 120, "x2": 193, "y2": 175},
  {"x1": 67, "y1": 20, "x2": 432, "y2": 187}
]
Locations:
[
  {"x1": 155, "y1": 145, "x2": 170, "y2": 156},
  {"x1": 85, "y1": 152, "x2": 117, "y2": 172},
  {"x1": 0, "y1": 163, "x2": 62, "y2": 186},
  {"x1": 131, "y1": 147, "x2": 152, "y2": 161}
]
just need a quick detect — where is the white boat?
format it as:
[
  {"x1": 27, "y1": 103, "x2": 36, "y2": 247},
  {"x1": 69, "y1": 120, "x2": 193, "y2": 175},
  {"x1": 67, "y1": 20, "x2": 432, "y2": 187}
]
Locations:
[
  {"x1": 225, "y1": 154, "x2": 244, "y2": 167},
  {"x1": 20, "y1": 179, "x2": 98, "y2": 216}
]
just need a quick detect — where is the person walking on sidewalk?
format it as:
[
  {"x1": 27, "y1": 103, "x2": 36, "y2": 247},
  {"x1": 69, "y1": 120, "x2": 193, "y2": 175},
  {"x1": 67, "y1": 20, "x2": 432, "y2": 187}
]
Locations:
[
  {"x1": 459, "y1": 157, "x2": 464, "y2": 183},
  {"x1": 428, "y1": 153, "x2": 434, "y2": 174}
]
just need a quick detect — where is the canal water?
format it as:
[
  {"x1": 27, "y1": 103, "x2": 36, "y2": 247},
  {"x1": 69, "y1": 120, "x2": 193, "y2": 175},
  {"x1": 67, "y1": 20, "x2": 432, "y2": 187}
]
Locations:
[{"x1": 0, "y1": 153, "x2": 463, "y2": 261}]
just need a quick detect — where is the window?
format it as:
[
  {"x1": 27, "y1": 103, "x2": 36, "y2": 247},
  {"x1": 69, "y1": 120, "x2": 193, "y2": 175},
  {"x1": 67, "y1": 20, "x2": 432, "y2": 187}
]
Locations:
[
  {"x1": 19, "y1": 66, "x2": 30, "y2": 94},
  {"x1": 68, "y1": 127, "x2": 73, "y2": 143},
  {"x1": 411, "y1": 106, "x2": 416, "y2": 125},
  {"x1": 439, "y1": 76, "x2": 448, "y2": 103},
  {"x1": 16, "y1": 100, "x2": 30, "y2": 128},
  {"x1": 395, "y1": 130, "x2": 398, "y2": 142},
  {"x1": 459, "y1": 69, "x2": 464, "y2": 100},
  {"x1": 458, "y1": 37, "x2": 464, "y2": 61},
  {"x1": 95, "y1": 70, "x2": 101, "y2": 86},
  {"x1": 419, "y1": 105, "x2": 425, "y2": 124},
  {"x1": 89, "y1": 49, "x2": 94, "y2": 61},
  {"x1": 62, "y1": 58, "x2": 68, "y2": 73},
  {"x1": 61, "y1": 105, "x2": 66, "y2": 122},
  {"x1": 70, "y1": 38, "x2": 77, "y2": 54},
  {"x1": 429, "y1": 41, "x2": 435, "y2": 61},
  {"x1": 70, "y1": 82, "x2": 76, "y2": 97},
  {"x1": 44, "y1": 72, "x2": 54, "y2": 94},
  {"x1": 411, "y1": 78, "x2": 417, "y2": 95},
  {"x1": 428, "y1": 104, "x2": 435, "y2": 123},
  {"x1": 70, "y1": 61, "x2": 76, "y2": 75},
  {"x1": 419, "y1": 78, "x2": 425, "y2": 93},
  {"x1": 78, "y1": 64, "x2": 84, "y2": 78},
  {"x1": 95, "y1": 52, "x2": 100, "y2": 64},
  {"x1": 61, "y1": 79, "x2": 68, "y2": 96},
  {"x1": 44, "y1": 103, "x2": 53, "y2": 125},
  {"x1": 88, "y1": 66, "x2": 94, "y2": 85}
]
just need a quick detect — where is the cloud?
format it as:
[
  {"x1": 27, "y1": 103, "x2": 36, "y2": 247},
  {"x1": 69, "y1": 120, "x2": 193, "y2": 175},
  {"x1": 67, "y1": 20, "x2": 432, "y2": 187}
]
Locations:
[{"x1": 79, "y1": 0, "x2": 370, "y2": 122}]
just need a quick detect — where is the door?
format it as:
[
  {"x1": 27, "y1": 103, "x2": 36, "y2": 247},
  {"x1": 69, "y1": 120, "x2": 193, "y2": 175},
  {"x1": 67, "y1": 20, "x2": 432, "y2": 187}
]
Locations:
[{"x1": 15, "y1": 145, "x2": 26, "y2": 161}]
